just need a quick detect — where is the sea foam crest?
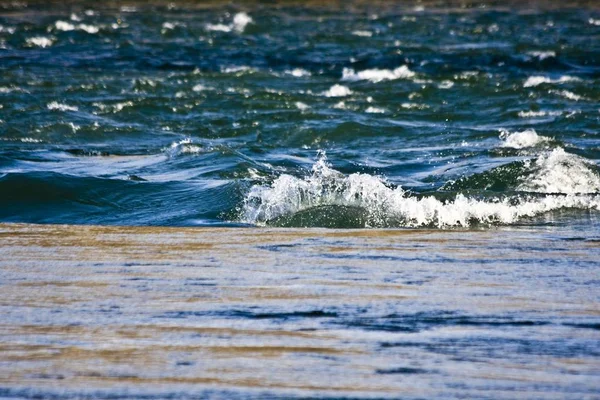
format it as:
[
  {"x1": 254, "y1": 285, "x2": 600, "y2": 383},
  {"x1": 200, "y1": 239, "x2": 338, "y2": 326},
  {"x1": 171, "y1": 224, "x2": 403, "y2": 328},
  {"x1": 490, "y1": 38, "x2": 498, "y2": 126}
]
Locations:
[
  {"x1": 518, "y1": 148, "x2": 600, "y2": 194},
  {"x1": 47, "y1": 101, "x2": 78, "y2": 112},
  {"x1": 499, "y1": 129, "x2": 550, "y2": 149},
  {"x1": 523, "y1": 75, "x2": 581, "y2": 88},
  {"x1": 242, "y1": 153, "x2": 600, "y2": 228},
  {"x1": 323, "y1": 84, "x2": 352, "y2": 97},
  {"x1": 342, "y1": 66, "x2": 415, "y2": 83},
  {"x1": 206, "y1": 12, "x2": 252, "y2": 33}
]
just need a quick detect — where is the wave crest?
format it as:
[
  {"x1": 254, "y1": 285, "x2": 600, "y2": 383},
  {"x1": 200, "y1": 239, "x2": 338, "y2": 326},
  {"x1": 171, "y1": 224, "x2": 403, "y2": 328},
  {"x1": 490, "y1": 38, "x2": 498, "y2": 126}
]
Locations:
[{"x1": 241, "y1": 152, "x2": 600, "y2": 228}]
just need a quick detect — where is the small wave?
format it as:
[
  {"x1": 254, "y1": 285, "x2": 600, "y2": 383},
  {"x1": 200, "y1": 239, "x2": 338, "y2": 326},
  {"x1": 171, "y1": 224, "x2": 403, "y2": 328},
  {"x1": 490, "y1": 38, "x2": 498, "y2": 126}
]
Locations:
[
  {"x1": 285, "y1": 68, "x2": 311, "y2": 78},
  {"x1": 352, "y1": 30, "x2": 373, "y2": 37},
  {"x1": 523, "y1": 75, "x2": 581, "y2": 88},
  {"x1": 517, "y1": 110, "x2": 561, "y2": 118},
  {"x1": 26, "y1": 37, "x2": 54, "y2": 48},
  {"x1": 365, "y1": 106, "x2": 385, "y2": 114},
  {"x1": 527, "y1": 51, "x2": 556, "y2": 60},
  {"x1": 295, "y1": 102, "x2": 310, "y2": 111},
  {"x1": 241, "y1": 153, "x2": 600, "y2": 228},
  {"x1": 221, "y1": 65, "x2": 255, "y2": 74},
  {"x1": 323, "y1": 84, "x2": 352, "y2": 97},
  {"x1": 54, "y1": 21, "x2": 100, "y2": 34},
  {"x1": 518, "y1": 148, "x2": 600, "y2": 194},
  {"x1": 47, "y1": 101, "x2": 78, "y2": 112},
  {"x1": 165, "y1": 138, "x2": 206, "y2": 157},
  {"x1": 552, "y1": 90, "x2": 583, "y2": 101},
  {"x1": 206, "y1": 12, "x2": 252, "y2": 33},
  {"x1": 499, "y1": 129, "x2": 551, "y2": 149},
  {"x1": 342, "y1": 66, "x2": 415, "y2": 83}
]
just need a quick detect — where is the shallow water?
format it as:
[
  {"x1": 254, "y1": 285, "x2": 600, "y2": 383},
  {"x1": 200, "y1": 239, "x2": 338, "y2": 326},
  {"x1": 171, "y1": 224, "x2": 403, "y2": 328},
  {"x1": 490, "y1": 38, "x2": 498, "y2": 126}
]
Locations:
[
  {"x1": 1, "y1": 1, "x2": 599, "y2": 228},
  {"x1": 1, "y1": 223, "x2": 599, "y2": 399}
]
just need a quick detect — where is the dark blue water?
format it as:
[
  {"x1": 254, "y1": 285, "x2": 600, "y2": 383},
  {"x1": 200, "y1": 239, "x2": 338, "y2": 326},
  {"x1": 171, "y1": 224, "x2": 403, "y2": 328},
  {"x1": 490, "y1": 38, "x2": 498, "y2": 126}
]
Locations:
[{"x1": 1, "y1": 1, "x2": 600, "y2": 228}]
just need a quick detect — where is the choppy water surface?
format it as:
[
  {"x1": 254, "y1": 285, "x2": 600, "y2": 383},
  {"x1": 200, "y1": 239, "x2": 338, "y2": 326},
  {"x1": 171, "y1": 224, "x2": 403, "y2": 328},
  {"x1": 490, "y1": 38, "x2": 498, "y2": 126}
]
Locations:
[
  {"x1": 1, "y1": 1, "x2": 600, "y2": 399},
  {"x1": 1, "y1": 0, "x2": 599, "y2": 227}
]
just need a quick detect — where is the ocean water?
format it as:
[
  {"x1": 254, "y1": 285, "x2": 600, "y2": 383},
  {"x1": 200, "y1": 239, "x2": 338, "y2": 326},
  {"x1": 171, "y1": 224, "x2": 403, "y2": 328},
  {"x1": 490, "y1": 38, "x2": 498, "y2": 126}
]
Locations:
[
  {"x1": 1, "y1": 1, "x2": 600, "y2": 399},
  {"x1": 1, "y1": 1, "x2": 599, "y2": 228}
]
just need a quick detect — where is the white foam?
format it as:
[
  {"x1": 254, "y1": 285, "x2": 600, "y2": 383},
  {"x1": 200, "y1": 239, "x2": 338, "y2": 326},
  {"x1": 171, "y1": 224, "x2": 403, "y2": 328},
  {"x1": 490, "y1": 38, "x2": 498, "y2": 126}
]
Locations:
[
  {"x1": 499, "y1": 129, "x2": 551, "y2": 149},
  {"x1": 55, "y1": 21, "x2": 75, "y2": 31},
  {"x1": 0, "y1": 25, "x2": 16, "y2": 34},
  {"x1": 241, "y1": 154, "x2": 600, "y2": 227},
  {"x1": 295, "y1": 102, "x2": 310, "y2": 111},
  {"x1": 589, "y1": 18, "x2": 600, "y2": 26},
  {"x1": 206, "y1": 12, "x2": 252, "y2": 33},
  {"x1": 518, "y1": 148, "x2": 600, "y2": 194},
  {"x1": 166, "y1": 138, "x2": 205, "y2": 157},
  {"x1": 527, "y1": 51, "x2": 556, "y2": 60},
  {"x1": 523, "y1": 75, "x2": 581, "y2": 88},
  {"x1": 47, "y1": 102, "x2": 78, "y2": 112},
  {"x1": 342, "y1": 65, "x2": 415, "y2": 83},
  {"x1": 26, "y1": 37, "x2": 53, "y2": 48},
  {"x1": 352, "y1": 30, "x2": 373, "y2": 37},
  {"x1": 192, "y1": 84, "x2": 207, "y2": 92},
  {"x1": 221, "y1": 66, "x2": 255, "y2": 74},
  {"x1": 205, "y1": 23, "x2": 231, "y2": 32},
  {"x1": 232, "y1": 12, "x2": 253, "y2": 32},
  {"x1": 365, "y1": 106, "x2": 385, "y2": 114},
  {"x1": 555, "y1": 90, "x2": 582, "y2": 101},
  {"x1": 54, "y1": 21, "x2": 99, "y2": 34},
  {"x1": 78, "y1": 24, "x2": 99, "y2": 34},
  {"x1": 323, "y1": 84, "x2": 352, "y2": 97},
  {"x1": 285, "y1": 68, "x2": 311, "y2": 78},
  {"x1": 401, "y1": 103, "x2": 428, "y2": 110},
  {"x1": 438, "y1": 80, "x2": 454, "y2": 89}
]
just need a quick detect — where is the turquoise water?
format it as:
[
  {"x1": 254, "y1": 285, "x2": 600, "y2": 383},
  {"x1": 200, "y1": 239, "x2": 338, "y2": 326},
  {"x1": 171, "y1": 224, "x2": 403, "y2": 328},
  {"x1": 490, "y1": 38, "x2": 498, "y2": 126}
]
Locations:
[{"x1": 1, "y1": 1, "x2": 599, "y2": 228}]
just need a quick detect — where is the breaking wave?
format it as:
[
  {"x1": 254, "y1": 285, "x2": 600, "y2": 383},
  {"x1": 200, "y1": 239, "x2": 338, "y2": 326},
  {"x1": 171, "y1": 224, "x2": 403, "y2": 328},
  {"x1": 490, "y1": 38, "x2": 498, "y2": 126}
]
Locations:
[{"x1": 240, "y1": 151, "x2": 600, "y2": 228}]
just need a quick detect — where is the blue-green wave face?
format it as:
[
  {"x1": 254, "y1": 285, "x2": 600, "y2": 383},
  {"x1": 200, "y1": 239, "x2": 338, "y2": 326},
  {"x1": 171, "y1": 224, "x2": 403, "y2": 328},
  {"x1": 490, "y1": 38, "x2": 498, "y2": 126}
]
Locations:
[{"x1": 1, "y1": 1, "x2": 599, "y2": 228}]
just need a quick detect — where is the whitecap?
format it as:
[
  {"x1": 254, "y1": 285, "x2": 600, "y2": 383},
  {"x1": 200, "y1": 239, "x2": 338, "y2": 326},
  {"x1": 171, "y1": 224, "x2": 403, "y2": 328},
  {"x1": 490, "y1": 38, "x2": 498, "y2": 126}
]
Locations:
[
  {"x1": 26, "y1": 37, "x2": 54, "y2": 48},
  {"x1": 527, "y1": 51, "x2": 556, "y2": 60},
  {"x1": 499, "y1": 129, "x2": 551, "y2": 149},
  {"x1": 342, "y1": 65, "x2": 415, "y2": 83},
  {"x1": 518, "y1": 148, "x2": 600, "y2": 194},
  {"x1": 166, "y1": 138, "x2": 205, "y2": 157},
  {"x1": 323, "y1": 84, "x2": 352, "y2": 97},
  {"x1": 554, "y1": 90, "x2": 582, "y2": 101},
  {"x1": 205, "y1": 23, "x2": 231, "y2": 32},
  {"x1": 295, "y1": 102, "x2": 310, "y2": 111},
  {"x1": 241, "y1": 153, "x2": 600, "y2": 228},
  {"x1": 78, "y1": 24, "x2": 99, "y2": 34},
  {"x1": 365, "y1": 106, "x2": 385, "y2": 114},
  {"x1": 438, "y1": 80, "x2": 454, "y2": 89},
  {"x1": 54, "y1": 21, "x2": 99, "y2": 34},
  {"x1": 401, "y1": 103, "x2": 429, "y2": 110},
  {"x1": 0, "y1": 25, "x2": 16, "y2": 34},
  {"x1": 285, "y1": 68, "x2": 311, "y2": 78},
  {"x1": 221, "y1": 65, "x2": 255, "y2": 74},
  {"x1": 232, "y1": 12, "x2": 253, "y2": 32},
  {"x1": 47, "y1": 101, "x2": 78, "y2": 112},
  {"x1": 589, "y1": 18, "x2": 600, "y2": 26},
  {"x1": 206, "y1": 12, "x2": 252, "y2": 33},
  {"x1": 55, "y1": 21, "x2": 75, "y2": 31},
  {"x1": 352, "y1": 30, "x2": 373, "y2": 37},
  {"x1": 523, "y1": 75, "x2": 581, "y2": 88},
  {"x1": 517, "y1": 110, "x2": 562, "y2": 118}
]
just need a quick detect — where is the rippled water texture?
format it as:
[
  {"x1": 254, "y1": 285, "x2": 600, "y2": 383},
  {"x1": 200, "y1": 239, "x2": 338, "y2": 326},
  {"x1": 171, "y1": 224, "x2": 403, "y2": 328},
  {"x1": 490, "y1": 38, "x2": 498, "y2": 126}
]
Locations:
[
  {"x1": 1, "y1": 223, "x2": 600, "y2": 399},
  {"x1": 0, "y1": 0, "x2": 599, "y2": 227}
]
